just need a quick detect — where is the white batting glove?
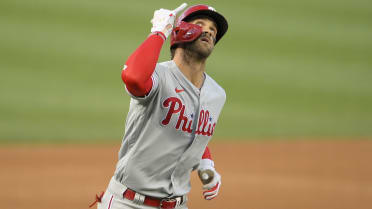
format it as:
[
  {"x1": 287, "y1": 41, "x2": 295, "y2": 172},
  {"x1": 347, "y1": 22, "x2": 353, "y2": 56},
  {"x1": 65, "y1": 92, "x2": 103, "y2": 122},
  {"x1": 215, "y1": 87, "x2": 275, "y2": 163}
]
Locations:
[
  {"x1": 150, "y1": 3, "x2": 187, "y2": 39},
  {"x1": 198, "y1": 159, "x2": 222, "y2": 200}
]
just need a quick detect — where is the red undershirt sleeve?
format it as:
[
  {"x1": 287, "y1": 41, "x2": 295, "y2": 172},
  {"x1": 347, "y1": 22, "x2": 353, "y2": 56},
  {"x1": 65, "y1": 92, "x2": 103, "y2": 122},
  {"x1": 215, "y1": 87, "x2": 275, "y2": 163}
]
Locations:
[
  {"x1": 121, "y1": 33, "x2": 165, "y2": 97},
  {"x1": 202, "y1": 146, "x2": 212, "y2": 160}
]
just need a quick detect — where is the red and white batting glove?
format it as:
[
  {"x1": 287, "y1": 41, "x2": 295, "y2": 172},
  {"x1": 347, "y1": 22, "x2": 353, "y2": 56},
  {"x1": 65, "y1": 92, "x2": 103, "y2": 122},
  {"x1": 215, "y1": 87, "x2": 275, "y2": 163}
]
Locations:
[
  {"x1": 198, "y1": 159, "x2": 222, "y2": 200},
  {"x1": 150, "y1": 3, "x2": 187, "y2": 39}
]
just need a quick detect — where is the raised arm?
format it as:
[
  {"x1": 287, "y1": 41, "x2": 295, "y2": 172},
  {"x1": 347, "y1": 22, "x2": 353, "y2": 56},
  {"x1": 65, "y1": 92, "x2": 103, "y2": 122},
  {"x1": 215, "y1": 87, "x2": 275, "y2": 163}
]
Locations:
[{"x1": 121, "y1": 3, "x2": 187, "y2": 97}]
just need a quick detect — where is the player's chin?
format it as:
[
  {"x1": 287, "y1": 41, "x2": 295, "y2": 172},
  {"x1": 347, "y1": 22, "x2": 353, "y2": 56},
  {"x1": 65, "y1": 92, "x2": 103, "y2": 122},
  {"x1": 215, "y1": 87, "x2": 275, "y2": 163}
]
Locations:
[
  {"x1": 197, "y1": 41, "x2": 214, "y2": 55},
  {"x1": 202, "y1": 47, "x2": 214, "y2": 57}
]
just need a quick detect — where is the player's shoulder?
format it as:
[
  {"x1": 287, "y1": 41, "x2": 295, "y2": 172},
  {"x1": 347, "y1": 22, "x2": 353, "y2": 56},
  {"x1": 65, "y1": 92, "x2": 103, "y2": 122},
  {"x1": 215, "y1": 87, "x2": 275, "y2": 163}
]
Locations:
[
  {"x1": 204, "y1": 73, "x2": 226, "y2": 100},
  {"x1": 155, "y1": 61, "x2": 173, "y2": 74}
]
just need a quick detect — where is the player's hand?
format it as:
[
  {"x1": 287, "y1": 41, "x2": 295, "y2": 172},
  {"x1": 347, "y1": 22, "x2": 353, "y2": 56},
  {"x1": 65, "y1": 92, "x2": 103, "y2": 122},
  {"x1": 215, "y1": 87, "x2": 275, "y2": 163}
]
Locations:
[
  {"x1": 150, "y1": 3, "x2": 187, "y2": 39},
  {"x1": 198, "y1": 159, "x2": 222, "y2": 200},
  {"x1": 202, "y1": 169, "x2": 221, "y2": 200}
]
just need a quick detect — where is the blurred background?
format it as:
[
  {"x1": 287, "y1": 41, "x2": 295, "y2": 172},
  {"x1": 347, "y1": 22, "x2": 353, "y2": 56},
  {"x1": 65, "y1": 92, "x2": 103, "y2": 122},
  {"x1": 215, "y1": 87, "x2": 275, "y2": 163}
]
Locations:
[
  {"x1": 1, "y1": 0, "x2": 371, "y2": 142},
  {"x1": 0, "y1": 0, "x2": 371, "y2": 208}
]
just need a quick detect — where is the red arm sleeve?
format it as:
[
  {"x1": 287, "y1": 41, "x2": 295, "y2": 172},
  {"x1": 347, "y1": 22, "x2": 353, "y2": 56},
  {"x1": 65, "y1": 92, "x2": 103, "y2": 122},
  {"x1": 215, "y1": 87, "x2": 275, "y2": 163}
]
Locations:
[
  {"x1": 121, "y1": 33, "x2": 165, "y2": 97},
  {"x1": 202, "y1": 146, "x2": 212, "y2": 160}
]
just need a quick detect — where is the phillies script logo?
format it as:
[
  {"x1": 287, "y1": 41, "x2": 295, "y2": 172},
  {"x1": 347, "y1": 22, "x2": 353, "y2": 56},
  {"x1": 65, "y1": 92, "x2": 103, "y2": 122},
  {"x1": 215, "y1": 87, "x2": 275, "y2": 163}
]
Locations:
[{"x1": 161, "y1": 97, "x2": 216, "y2": 136}]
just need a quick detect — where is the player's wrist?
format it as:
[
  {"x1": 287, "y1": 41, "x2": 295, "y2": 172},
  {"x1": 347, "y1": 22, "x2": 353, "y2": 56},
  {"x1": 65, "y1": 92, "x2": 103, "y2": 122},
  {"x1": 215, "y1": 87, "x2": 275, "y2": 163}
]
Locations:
[
  {"x1": 150, "y1": 18, "x2": 174, "y2": 38},
  {"x1": 149, "y1": 31, "x2": 167, "y2": 41},
  {"x1": 199, "y1": 159, "x2": 215, "y2": 170}
]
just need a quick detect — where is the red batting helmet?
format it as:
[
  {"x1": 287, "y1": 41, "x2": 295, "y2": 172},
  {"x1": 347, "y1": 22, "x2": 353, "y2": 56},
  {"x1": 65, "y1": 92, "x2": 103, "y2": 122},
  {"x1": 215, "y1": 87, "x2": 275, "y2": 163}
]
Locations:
[{"x1": 170, "y1": 4, "x2": 228, "y2": 48}]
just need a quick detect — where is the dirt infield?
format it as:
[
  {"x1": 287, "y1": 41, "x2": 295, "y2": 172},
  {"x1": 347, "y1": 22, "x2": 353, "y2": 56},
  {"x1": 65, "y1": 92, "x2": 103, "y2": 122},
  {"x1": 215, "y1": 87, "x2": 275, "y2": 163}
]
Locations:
[{"x1": 1, "y1": 139, "x2": 371, "y2": 209}]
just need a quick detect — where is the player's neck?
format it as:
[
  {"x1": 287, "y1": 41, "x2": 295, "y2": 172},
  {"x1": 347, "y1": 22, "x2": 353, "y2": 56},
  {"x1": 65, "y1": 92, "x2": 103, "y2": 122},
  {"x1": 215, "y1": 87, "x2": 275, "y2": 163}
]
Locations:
[{"x1": 173, "y1": 55, "x2": 206, "y2": 89}]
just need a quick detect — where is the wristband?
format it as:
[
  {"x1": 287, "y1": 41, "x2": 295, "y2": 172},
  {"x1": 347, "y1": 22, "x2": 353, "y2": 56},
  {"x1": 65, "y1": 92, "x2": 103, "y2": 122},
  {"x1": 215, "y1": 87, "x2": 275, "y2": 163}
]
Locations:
[{"x1": 149, "y1": 31, "x2": 166, "y2": 41}]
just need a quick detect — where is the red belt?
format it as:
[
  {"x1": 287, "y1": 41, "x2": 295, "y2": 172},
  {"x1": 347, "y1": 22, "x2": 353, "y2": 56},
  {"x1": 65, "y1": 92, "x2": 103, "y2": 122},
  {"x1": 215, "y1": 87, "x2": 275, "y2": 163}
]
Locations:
[{"x1": 123, "y1": 188, "x2": 184, "y2": 209}]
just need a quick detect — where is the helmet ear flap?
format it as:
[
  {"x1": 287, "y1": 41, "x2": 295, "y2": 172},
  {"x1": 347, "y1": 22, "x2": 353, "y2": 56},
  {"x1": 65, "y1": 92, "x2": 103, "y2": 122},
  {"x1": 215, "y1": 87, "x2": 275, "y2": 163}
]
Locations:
[{"x1": 171, "y1": 21, "x2": 203, "y2": 46}]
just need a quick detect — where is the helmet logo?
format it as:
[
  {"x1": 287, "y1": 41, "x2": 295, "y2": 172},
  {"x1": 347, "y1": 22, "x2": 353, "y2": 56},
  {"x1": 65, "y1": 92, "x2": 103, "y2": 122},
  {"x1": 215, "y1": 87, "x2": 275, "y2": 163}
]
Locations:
[{"x1": 208, "y1": 6, "x2": 216, "y2": 11}]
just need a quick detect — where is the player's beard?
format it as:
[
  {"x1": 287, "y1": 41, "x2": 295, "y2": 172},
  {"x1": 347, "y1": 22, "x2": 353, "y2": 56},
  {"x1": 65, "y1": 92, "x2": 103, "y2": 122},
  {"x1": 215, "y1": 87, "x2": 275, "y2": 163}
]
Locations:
[{"x1": 180, "y1": 33, "x2": 214, "y2": 62}]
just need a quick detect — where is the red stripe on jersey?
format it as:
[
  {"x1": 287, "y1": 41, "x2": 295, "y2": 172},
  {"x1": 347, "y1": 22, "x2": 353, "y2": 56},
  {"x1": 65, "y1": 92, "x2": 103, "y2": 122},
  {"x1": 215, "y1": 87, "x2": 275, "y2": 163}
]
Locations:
[
  {"x1": 202, "y1": 146, "x2": 212, "y2": 160},
  {"x1": 107, "y1": 195, "x2": 114, "y2": 209}
]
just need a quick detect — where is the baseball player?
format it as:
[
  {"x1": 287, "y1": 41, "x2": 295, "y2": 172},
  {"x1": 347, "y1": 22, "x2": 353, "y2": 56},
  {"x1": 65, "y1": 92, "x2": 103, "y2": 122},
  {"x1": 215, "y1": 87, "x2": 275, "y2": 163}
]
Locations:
[{"x1": 90, "y1": 3, "x2": 229, "y2": 209}]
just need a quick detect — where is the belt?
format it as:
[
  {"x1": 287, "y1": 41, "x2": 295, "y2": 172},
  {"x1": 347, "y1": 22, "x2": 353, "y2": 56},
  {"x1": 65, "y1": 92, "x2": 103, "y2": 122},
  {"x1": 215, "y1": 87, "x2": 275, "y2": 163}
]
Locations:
[{"x1": 123, "y1": 188, "x2": 184, "y2": 209}]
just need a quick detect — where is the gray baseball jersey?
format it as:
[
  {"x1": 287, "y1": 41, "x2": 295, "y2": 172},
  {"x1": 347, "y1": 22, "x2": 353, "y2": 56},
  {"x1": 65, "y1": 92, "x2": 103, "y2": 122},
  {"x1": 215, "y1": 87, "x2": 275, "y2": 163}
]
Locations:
[{"x1": 113, "y1": 60, "x2": 226, "y2": 198}]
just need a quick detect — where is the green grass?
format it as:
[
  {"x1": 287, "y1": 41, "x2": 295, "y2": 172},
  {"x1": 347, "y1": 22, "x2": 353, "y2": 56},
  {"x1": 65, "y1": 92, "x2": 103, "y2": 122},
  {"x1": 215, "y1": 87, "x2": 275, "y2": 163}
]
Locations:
[{"x1": 1, "y1": 0, "x2": 371, "y2": 143}]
